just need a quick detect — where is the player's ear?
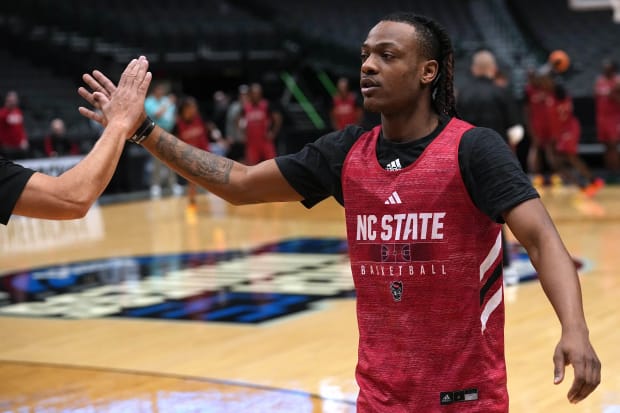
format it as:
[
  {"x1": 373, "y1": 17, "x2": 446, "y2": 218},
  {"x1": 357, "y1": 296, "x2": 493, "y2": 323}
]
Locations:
[{"x1": 420, "y1": 60, "x2": 439, "y2": 85}]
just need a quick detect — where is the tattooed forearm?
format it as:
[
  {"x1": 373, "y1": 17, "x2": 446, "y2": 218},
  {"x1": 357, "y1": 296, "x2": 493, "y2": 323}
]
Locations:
[{"x1": 154, "y1": 131, "x2": 234, "y2": 185}]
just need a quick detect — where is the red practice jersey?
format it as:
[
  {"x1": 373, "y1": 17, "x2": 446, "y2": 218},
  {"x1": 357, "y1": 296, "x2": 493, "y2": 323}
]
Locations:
[
  {"x1": 0, "y1": 107, "x2": 27, "y2": 148},
  {"x1": 332, "y1": 93, "x2": 359, "y2": 130},
  {"x1": 342, "y1": 118, "x2": 507, "y2": 412},
  {"x1": 594, "y1": 75, "x2": 620, "y2": 141},
  {"x1": 525, "y1": 83, "x2": 554, "y2": 144},
  {"x1": 552, "y1": 97, "x2": 581, "y2": 155},
  {"x1": 243, "y1": 100, "x2": 270, "y2": 143},
  {"x1": 177, "y1": 115, "x2": 209, "y2": 151}
]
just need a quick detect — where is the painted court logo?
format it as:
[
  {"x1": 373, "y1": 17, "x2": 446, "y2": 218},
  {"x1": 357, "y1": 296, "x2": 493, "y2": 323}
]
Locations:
[
  {"x1": 0, "y1": 238, "x2": 586, "y2": 324},
  {"x1": 390, "y1": 281, "x2": 403, "y2": 302}
]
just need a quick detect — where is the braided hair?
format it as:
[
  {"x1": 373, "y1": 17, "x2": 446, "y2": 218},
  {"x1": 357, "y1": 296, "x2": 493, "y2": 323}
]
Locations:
[{"x1": 382, "y1": 12, "x2": 458, "y2": 117}]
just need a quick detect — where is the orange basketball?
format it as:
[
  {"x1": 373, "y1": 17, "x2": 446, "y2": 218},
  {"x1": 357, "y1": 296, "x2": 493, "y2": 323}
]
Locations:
[{"x1": 548, "y1": 50, "x2": 571, "y2": 73}]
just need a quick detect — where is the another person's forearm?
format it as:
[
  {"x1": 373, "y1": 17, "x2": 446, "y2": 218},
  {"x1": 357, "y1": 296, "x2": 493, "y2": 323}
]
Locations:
[
  {"x1": 142, "y1": 125, "x2": 246, "y2": 204},
  {"x1": 13, "y1": 122, "x2": 129, "y2": 219},
  {"x1": 141, "y1": 125, "x2": 299, "y2": 205}
]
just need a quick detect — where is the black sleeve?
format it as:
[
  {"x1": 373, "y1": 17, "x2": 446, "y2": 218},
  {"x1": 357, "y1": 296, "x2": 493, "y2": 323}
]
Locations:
[
  {"x1": 458, "y1": 128, "x2": 539, "y2": 223},
  {"x1": 275, "y1": 125, "x2": 364, "y2": 208},
  {"x1": 0, "y1": 158, "x2": 36, "y2": 225}
]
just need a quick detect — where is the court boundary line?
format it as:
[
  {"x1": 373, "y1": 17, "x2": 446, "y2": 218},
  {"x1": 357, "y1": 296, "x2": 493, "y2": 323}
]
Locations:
[{"x1": 0, "y1": 359, "x2": 357, "y2": 406}]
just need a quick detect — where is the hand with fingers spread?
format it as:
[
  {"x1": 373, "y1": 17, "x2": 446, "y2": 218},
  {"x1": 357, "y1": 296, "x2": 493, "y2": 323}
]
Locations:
[
  {"x1": 78, "y1": 56, "x2": 150, "y2": 134},
  {"x1": 553, "y1": 328, "x2": 601, "y2": 404}
]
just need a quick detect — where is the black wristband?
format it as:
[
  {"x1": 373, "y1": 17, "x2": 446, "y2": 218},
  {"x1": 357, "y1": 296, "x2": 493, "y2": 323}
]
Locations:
[{"x1": 128, "y1": 117, "x2": 156, "y2": 145}]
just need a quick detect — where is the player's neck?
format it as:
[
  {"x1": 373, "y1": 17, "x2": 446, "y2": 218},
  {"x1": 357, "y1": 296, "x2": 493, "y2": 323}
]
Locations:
[{"x1": 380, "y1": 104, "x2": 439, "y2": 143}]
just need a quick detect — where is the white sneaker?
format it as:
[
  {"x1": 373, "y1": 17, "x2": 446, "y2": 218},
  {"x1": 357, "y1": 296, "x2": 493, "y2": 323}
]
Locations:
[
  {"x1": 150, "y1": 185, "x2": 162, "y2": 199},
  {"x1": 503, "y1": 265, "x2": 519, "y2": 286},
  {"x1": 172, "y1": 184, "x2": 184, "y2": 197}
]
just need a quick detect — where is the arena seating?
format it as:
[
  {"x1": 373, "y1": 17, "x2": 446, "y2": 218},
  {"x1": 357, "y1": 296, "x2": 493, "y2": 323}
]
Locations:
[{"x1": 508, "y1": 0, "x2": 620, "y2": 97}]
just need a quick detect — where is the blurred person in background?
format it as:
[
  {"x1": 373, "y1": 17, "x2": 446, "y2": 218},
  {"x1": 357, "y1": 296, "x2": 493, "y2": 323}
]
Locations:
[
  {"x1": 330, "y1": 77, "x2": 362, "y2": 130},
  {"x1": 226, "y1": 84, "x2": 249, "y2": 162},
  {"x1": 594, "y1": 59, "x2": 620, "y2": 181},
  {"x1": 456, "y1": 50, "x2": 523, "y2": 151},
  {"x1": 456, "y1": 49, "x2": 524, "y2": 282},
  {"x1": 551, "y1": 84, "x2": 604, "y2": 195},
  {"x1": 44, "y1": 118, "x2": 79, "y2": 157},
  {"x1": 241, "y1": 83, "x2": 281, "y2": 165},
  {"x1": 176, "y1": 96, "x2": 227, "y2": 209},
  {"x1": 524, "y1": 69, "x2": 557, "y2": 185},
  {"x1": 0, "y1": 91, "x2": 29, "y2": 159},
  {"x1": 145, "y1": 81, "x2": 182, "y2": 198}
]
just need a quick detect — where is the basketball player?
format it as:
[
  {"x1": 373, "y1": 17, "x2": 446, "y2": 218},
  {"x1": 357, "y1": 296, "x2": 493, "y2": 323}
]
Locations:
[
  {"x1": 79, "y1": 14, "x2": 600, "y2": 412},
  {"x1": 525, "y1": 69, "x2": 557, "y2": 182},
  {"x1": 330, "y1": 77, "x2": 362, "y2": 130},
  {"x1": 0, "y1": 57, "x2": 151, "y2": 225},
  {"x1": 241, "y1": 83, "x2": 281, "y2": 165},
  {"x1": 551, "y1": 84, "x2": 604, "y2": 194},
  {"x1": 594, "y1": 59, "x2": 620, "y2": 178}
]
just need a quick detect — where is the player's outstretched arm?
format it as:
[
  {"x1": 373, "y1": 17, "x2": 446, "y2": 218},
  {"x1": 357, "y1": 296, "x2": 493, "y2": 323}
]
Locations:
[
  {"x1": 504, "y1": 198, "x2": 601, "y2": 404},
  {"x1": 13, "y1": 57, "x2": 152, "y2": 219},
  {"x1": 78, "y1": 70, "x2": 303, "y2": 206}
]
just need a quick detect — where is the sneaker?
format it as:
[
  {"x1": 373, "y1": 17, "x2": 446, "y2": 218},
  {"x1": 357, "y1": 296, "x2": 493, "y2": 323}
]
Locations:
[
  {"x1": 172, "y1": 184, "x2": 184, "y2": 197},
  {"x1": 150, "y1": 185, "x2": 162, "y2": 199},
  {"x1": 531, "y1": 174, "x2": 545, "y2": 188},
  {"x1": 583, "y1": 177, "x2": 604, "y2": 197},
  {"x1": 550, "y1": 174, "x2": 563, "y2": 187}
]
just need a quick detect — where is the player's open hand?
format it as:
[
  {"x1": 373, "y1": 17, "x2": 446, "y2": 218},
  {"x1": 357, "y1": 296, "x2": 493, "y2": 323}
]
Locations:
[
  {"x1": 553, "y1": 328, "x2": 601, "y2": 403},
  {"x1": 78, "y1": 56, "x2": 150, "y2": 133}
]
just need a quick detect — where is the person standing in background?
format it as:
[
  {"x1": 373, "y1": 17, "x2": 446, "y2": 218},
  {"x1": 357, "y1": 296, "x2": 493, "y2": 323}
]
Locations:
[
  {"x1": 594, "y1": 59, "x2": 620, "y2": 181},
  {"x1": 456, "y1": 49, "x2": 524, "y2": 282},
  {"x1": 524, "y1": 70, "x2": 557, "y2": 184},
  {"x1": 330, "y1": 77, "x2": 362, "y2": 130},
  {"x1": 176, "y1": 96, "x2": 228, "y2": 209},
  {"x1": 551, "y1": 84, "x2": 603, "y2": 194},
  {"x1": 145, "y1": 81, "x2": 182, "y2": 198},
  {"x1": 44, "y1": 118, "x2": 79, "y2": 157},
  {"x1": 0, "y1": 91, "x2": 29, "y2": 159},
  {"x1": 242, "y1": 83, "x2": 281, "y2": 165}
]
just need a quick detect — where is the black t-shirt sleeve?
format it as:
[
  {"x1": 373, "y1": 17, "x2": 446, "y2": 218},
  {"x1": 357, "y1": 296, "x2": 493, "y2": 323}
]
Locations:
[
  {"x1": 0, "y1": 157, "x2": 36, "y2": 225},
  {"x1": 275, "y1": 125, "x2": 364, "y2": 208},
  {"x1": 458, "y1": 127, "x2": 539, "y2": 223}
]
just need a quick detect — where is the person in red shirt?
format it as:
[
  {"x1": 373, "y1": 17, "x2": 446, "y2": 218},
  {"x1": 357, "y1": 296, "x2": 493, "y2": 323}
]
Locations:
[
  {"x1": 525, "y1": 71, "x2": 556, "y2": 180},
  {"x1": 594, "y1": 59, "x2": 620, "y2": 177},
  {"x1": 44, "y1": 118, "x2": 80, "y2": 157},
  {"x1": 0, "y1": 91, "x2": 29, "y2": 159},
  {"x1": 551, "y1": 85, "x2": 604, "y2": 195},
  {"x1": 176, "y1": 96, "x2": 227, "y2": 208},
  {"x1": 331, "y1": 77, "x2": 362, "y2": 130},
  {"x1": 241, "y1": 83, "x2": 281, "y2": 165},
  {"x1": 80, "y1": 14, "x2": 601, "y2": 411}
]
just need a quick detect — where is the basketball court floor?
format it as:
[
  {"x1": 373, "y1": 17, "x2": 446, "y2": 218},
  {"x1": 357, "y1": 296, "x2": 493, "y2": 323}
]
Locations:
[{"x1": 1, "y1": 185, "x2": 619, "y2": 412}]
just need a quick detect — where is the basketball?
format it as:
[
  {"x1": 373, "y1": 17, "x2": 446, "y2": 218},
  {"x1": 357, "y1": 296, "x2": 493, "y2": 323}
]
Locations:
[{"x1": 548, "y1": 49, "x2": 571, "y2": 73}]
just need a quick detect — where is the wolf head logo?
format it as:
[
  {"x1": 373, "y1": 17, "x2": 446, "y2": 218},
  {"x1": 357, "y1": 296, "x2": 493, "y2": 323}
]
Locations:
[{"x1": 390, "y1": 281, "x2": 403, "y2": 302}]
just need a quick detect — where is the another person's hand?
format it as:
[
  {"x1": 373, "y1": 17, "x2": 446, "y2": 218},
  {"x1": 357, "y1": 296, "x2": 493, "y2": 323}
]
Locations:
[
  {"x1": 78, "y1": 57, "x2": 150, "y2": 133},
  {"x1": 553, "y1": 328, "x2": 601, "y2": 403}
]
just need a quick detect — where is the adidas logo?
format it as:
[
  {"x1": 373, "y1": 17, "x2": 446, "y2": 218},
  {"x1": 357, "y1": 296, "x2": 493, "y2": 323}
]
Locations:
[
  {"x1": 384, "y1": 191, "x2": 402, "y2": 205},
  {"x1": 441, "y1": 393, "x2": 453, "y2": 403},
  {"x1": 385, "y1": 158, "x2": 402, "y2": 171}
]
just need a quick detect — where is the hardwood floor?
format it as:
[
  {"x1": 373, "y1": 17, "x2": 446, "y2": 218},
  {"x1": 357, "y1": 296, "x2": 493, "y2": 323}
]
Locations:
[{"x1": 1, "y1": 187, "x2": 618, "y2": 412}]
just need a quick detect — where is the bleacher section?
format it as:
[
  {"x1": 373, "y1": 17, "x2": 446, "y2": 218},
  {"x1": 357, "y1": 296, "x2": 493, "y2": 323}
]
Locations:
[
  {"x1": 508, "y1": 0, "x2": 620, "y2": 97},
  {"x1": 0, "y1": 49, "x2": 97, "y2": 154}
]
